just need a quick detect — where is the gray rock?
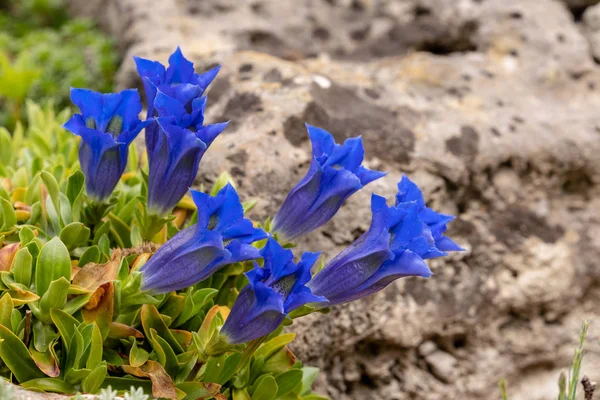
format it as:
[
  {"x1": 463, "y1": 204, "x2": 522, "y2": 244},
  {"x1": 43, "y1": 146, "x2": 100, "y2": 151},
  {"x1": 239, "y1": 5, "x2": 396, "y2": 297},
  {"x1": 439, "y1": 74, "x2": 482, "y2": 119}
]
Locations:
[
  {"x1": 56, "y1": 0, "x2": 600, "y2": 399},
  {"x1": 425, "y1": 351, "x2": 459, "y2": 383}
]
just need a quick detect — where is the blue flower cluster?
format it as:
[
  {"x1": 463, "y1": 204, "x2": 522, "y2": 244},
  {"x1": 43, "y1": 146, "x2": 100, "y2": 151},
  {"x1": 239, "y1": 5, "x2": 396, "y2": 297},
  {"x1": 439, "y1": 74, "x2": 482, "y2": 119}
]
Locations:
[{"x1": 64, "y1": 47, "x2": 462, "y2": 345}]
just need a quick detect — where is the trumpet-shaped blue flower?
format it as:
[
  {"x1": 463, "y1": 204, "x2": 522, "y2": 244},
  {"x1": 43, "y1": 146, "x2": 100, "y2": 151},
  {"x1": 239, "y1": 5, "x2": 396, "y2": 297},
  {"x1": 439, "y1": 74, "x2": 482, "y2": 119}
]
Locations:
[
  {"x1": 134, "y1": 47, "x2": 220, "y2": 154},
  {"x1": 272, "y1": 124, "x2": 385, "y2": 242},
  {"x1": 146, "y1": 115, "x2": 226, "y2": 216},
  {"x1": 64, "y1": 88, "x2": 148, "y2": 201},
  {"x1": 220, "y1": 238, "x2": 326, "y2": 344},
  {"x1": 140, "y1": 184, "x2": 267, "y2": 294},
  {"x1": 308, "y1": 175, "x2": 462, "y2": 306}
]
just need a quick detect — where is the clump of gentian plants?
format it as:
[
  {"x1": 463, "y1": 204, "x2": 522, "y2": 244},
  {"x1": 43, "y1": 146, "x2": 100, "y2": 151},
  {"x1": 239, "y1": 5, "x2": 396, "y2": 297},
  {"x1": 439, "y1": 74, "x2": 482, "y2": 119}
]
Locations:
[{"x1": 0, "y1": 47, "x2": 461, "y2": 399}]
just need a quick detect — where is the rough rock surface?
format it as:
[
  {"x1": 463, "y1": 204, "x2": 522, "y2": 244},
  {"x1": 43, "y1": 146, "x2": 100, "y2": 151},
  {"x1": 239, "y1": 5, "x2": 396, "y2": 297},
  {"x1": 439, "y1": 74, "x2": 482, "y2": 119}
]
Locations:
[{"x1": 57, "y1": 0, "x2": 600, "y2": 399}]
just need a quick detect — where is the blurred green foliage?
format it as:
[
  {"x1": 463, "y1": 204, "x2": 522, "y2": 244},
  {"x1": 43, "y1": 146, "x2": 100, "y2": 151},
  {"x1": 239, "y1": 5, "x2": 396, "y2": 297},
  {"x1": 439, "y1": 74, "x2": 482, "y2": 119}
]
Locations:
[{"x1": 0, "y1": 0, "x2": 118, "y2": 127}]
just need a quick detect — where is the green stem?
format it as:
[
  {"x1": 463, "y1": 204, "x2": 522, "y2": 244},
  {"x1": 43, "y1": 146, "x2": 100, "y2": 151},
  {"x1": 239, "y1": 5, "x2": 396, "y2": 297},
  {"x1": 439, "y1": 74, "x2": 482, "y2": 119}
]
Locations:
[{"x1": 236, "y1": 336, "x2": 267, "y2": 373}]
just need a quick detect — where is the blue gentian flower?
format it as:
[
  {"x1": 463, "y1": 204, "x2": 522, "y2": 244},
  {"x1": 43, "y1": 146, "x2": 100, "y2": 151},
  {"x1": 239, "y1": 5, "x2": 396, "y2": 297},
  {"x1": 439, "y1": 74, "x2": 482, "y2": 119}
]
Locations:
[
  {"x1": 64, "y1": 88, "x2": 148, "y2": 201},
  {"x1": 220, "y1": 238, "x2": 326, "y2": 344},
  {"x1": 134, "y1": 47, "x2": 220, "y2": 155},
  {"x1": 140, "y1": 184, "x2": 267, "y2": 294},
  {"x1": 308, "y1": 175, "x2": 462, "y2": 306},
  {"x1": 146, "y1": 115, "x2": 226, "y2": 216},
  {"x1": 272, "y1": 124, "x2": 385, "y2": 242}
]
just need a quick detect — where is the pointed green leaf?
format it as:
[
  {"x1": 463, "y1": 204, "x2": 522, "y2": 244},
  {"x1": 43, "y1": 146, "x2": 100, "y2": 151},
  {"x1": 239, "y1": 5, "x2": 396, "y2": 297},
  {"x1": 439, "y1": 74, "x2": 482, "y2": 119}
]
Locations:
[
  {"x1": 276, "y1": 369, "x2": 303, "y2": 397},
  {"x1": 21, "y1": 378, "x2": 76, "y2": 394},
  {"x1": 129, "y1": 338, "x2": 150, "y2": 368},
  {"x1": 41, "y1": 171, "x2": 61, "y2": 222},
  {"x1": 12, "y1": 247, "x2": 32, "y2": 287},
  {"x1": 81, "y1": 361, "x2": 107, "y2": 394},
  {"x1": 299, "y1": 367, "x2": 320, "y2": 395},
  {"x1": 141, "y1": 304, "x2": 184, "y2": 353},
  {"x1": 86, "y1": 323, "x2": 103, "y2": 370},
  {"x1": 38, "y1": 277, "x2": 70, "y2": 323},
  {"x1": 0, "y1": 324, "x2": 45, "y2": 382},
  {"x1": 60, "y1": 222, "x2": 90, "y2": 250},
  {"x1": 0, "y1": 198, "x2": 16, "y2": 231},
  {"x1": 0, "y1": 293, "x2": 13, "y2": 329},
  {"x1": 30, "y1": 345, "x2": 60, "y2": 378},
  {"x1": 78, "y1": 245, "x2": 101, "y2": 267},
  {"x1": 36, "y1": 237, "x2": 71, "y2": 297},
  {"x1": 66, "y1": 170, "x2": 85, "y2": 222},
  {"x1": 251, "y1": 375, "x2": 278, "y2": 400},
  {"x1": 51, "y1": 308, "x2": 78, "y2": 353}
]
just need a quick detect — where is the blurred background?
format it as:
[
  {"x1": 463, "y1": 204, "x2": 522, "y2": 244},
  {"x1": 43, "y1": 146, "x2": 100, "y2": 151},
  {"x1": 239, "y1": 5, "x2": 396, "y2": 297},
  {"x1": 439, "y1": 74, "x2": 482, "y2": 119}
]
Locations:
[{"x1": 2, "y1": 0, "x2": 600, "y2": 399}]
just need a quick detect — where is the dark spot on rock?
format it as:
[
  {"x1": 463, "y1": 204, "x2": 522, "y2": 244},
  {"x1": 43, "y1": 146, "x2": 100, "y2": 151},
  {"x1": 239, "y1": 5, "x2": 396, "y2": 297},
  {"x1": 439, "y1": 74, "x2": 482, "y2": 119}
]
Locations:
[
  {"x1": 342, "y1": 17, "x2": 478, "y2": 59},
  {"x1": 226, "y1": 149, "x2": 249, "y2": 167},
  {"x1": 230, "y1": 166, "x2": 246, "y2": 178},
  {"x1": 350, "y1": 25, "x2": 371, "y2": 41},
  {"x1": 508, "y1": 10, "x2": 522, "y2": 19},
  {"x1": 238, "y1": 63, "x2": 253, "y2": 73},
  {"x1": 220, "y1": 92, "x2": 262, "y2": 131},
  {"x1": 350, "y1": 0, "x2": 365, "y2": 11},
  {"x1": 413, "y1": 5, "x2": 432, "y2": 17},
  {"x1": 557, "y1": 33, "x2": 566, "y2": 43},
  {"x1": 206, "y1": 78, "x2": 231, "y2": 104},
  {"x1": 562, "y1": 169, "x2": 593, "y2": 197},
  {"x1": 300, "y1": 83, "x2": 415, "y2": 164},
  {"x1": 283, "y1": 116, "x2": 307, "y2": 147},
  {"x1": 250, "y1": 2, "x2": 265, "y2": 14},
  {"x1": 263, "y1": 68, "x2": 283, "y2": 82},
  {"x1": 491, "y1": 127, "x2": 501, "y2": 137},
  {"x1": 364, "y1": 87, "x2": 380, "y2": 99},
  {"x1": 492, "y1": 206, "x2": 565, "y2": 246},
  {"x1": 313, "y1": 26, "x2": 330, "y2": 41},
  {"x1": 445, "y1": 126, "x2": 480, "y2": 159}
]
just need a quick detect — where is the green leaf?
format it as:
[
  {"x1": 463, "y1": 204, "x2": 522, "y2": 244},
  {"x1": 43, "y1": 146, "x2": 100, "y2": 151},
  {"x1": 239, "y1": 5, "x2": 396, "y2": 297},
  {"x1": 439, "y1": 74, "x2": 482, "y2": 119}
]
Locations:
[
  {"x1": 81, "y1": 361, "x2": 107, "y2": 394},
  {"x1": 0, "y1": 324, "x2": 45, "y2": 382},
  {"x1": 0, "y1": 198, "x2": 16, "y2": 231},
  {"x1": 141, "y1": 304, "x2": 184, "y2": 354},
  {"x1": 19, "y1": 226, "x2": 35, "y2": 246},
  {"x1": 86, "y1": 323, "x2": 103, "y2": 370},
  {"x1": 276, "y1": 369, "x2": 303, "y2": 397},
  {"x1": 211, "y1": 172, "x2": 235, "y2": 196},
  {"x1": 176, "y1": 382, "x2": 222, "y2": 400},
  {"x1": 97, "y1": 234, "x2": 110, "y2": 259},
  {"x1": 204, "y1": 354, "x2": 227, "y2": 383},
  {"x1": 255, "y1": 333, "x2": 296, "y2": 361},
  {"x1": 0, "y1": 128, "x2": 11, "y2": 165},
  {"x1": 107, "y1": 212, "x2": 132, "y2": 248},
  {"x1": 149, "y1": 328, "x2": 179, "y2": 378},
  {"x1": 299, "y1": 367, "x2": 320, "y2": 395},
  {"x1": 251, "y1": 375, "x2": 278, "y2": 400},
  {"x1": 59, "y1": 193, "x2": 73, "y2": 226},
  {"x1": 50, "y1": 308, "x2": 78, "y2": 353},
  {"x1": 60, "y1": 222, "x2": 90, "y2": 250},
  {"x1": 129, "y1": 338, "x2": 150, "y2": 367},
  {"x1": 30, "y1": 344, "x2": 60, "y2": 378},
  {"x1": 0, "y1": 293, "x2": 13, "y2": 329},
  {"x1": 38, "y1": 277, "x2": 70, "y2": 323},
  {"x1": 36, "y1": 237, "x2": 71, "y2": 297},
  {"x1": 233, "y1": 388, "x2": 252, "y2": 400},
  {"x1": 217, "y1": 352, "x2": 242, "y2": 385},
  {"x1": 66, "y1": 170, "x2": 85, "y2": 222},
  {"x1": 41, "y1": 171, "x2": 61, "y2": 223},
  {"x1": 21, "y1": 378, "x2": 76, "y2": 394},
  {"x1": 32, "y1": 320, "x2": 58, "y2": 352},
  {"x1": 78, "y1": 245, "x2": 101, "y2": 267},
  {"x1": 12, "y1": 247, "x2": 33, "y2": 287}
]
